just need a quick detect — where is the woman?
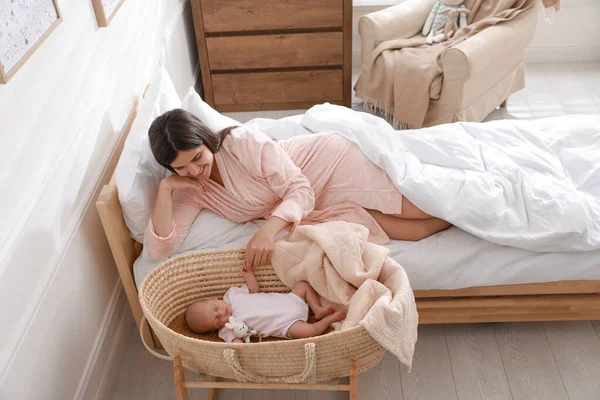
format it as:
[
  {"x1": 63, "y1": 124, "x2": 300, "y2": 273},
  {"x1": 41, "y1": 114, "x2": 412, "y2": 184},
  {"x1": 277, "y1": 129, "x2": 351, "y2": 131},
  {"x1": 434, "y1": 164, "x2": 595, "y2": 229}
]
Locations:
[{"x1": 146, "y1": 109, "x2": 451, "y2": 269}]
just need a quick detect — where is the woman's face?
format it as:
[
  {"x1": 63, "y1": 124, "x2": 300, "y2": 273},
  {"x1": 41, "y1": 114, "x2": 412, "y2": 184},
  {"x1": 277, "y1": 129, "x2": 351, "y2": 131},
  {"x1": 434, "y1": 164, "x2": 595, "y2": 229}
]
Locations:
[{"x1": 170, "y1": 144, "x2": 214, "y2": 178}]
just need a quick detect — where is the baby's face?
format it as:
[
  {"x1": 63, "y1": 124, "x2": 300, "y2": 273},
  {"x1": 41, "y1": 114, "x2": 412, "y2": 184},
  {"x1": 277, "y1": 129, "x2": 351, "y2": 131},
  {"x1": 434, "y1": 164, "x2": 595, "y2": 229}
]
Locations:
[{"x1": 186, "y1": 299, "x2": 231, "y2": 333}]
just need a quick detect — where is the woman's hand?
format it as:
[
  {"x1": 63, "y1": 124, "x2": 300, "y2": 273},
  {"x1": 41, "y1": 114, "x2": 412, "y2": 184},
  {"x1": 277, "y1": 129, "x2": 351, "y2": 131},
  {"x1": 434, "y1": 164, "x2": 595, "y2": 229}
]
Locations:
[
  {"x1": 151, "y1": 176, "x2": 197, "y2": 238},
  {"x1": 244, "y1": 216, "x2": 290, "y2": 270},
  {"x1": 244, "y1": 228, "x2": 275, "y2": 271},
  {"x1": 160, "y1": 175, "x2": 197, "y2": 193}
]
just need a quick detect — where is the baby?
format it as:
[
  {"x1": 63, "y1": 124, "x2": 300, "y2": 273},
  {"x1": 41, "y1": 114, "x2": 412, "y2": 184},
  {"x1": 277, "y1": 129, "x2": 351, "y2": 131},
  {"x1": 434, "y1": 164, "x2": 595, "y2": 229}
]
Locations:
[{"x1": 185, "y1": 267, "x2": 346, "y2": 342}]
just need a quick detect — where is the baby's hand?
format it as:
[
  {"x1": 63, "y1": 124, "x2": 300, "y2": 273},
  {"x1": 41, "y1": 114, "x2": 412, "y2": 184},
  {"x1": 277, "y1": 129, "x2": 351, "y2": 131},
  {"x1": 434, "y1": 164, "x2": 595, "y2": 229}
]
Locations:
[
  {"x1": 240, "y1": 265, "x2": 255, "y2": 276},
  {"x1": 240, "y1": 265, "x2": 260, "y2": 293}
]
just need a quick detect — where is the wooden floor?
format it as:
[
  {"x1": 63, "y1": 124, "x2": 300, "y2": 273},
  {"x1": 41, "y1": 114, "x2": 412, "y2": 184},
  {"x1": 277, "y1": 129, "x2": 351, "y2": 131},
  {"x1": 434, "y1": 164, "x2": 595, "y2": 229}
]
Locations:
[
  {"x1": 111, "y1": 322, "x2": 600, "y2": 400},
  {"x1": 110, "y1": 62, "x2": 600, "y2": 400}
]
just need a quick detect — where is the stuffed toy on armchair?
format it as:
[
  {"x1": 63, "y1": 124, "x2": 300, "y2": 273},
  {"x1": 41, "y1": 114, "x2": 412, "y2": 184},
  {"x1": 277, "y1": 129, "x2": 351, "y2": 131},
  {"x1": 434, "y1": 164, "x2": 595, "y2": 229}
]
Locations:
[{"x1": 422, "y1": 0, "x2": 470, "y2": 44}]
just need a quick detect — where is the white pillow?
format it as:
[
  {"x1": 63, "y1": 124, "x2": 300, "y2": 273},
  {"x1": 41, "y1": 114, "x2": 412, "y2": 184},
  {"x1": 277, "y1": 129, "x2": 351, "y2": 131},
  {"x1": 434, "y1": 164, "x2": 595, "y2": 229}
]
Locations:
[
  {"x1": 244, "y1": 115, "x2": 314, "y2": 141},
  {"x1": 115, "y1": 68, "x2": 181, "y2": 242},
  {"x1": 181, "y1": 87, "x2": 240, "y2": 131},
  {"x1": 181, "y1": 86, "x2": 314, "y2": 141}
]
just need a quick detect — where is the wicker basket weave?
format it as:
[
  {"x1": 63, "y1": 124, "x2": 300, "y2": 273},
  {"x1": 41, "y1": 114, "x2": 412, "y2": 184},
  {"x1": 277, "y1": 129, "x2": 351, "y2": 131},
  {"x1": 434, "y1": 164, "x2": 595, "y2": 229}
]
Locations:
[{"x1": 138, "y1": 248, "x2": 386, "y2": 384}]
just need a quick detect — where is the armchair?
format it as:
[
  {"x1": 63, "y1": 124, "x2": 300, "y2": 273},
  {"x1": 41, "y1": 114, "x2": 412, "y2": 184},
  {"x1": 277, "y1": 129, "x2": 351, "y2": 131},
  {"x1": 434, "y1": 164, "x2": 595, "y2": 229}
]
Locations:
[{"x1": 355, "y1": 0, "x2": 541, "y2": 127}]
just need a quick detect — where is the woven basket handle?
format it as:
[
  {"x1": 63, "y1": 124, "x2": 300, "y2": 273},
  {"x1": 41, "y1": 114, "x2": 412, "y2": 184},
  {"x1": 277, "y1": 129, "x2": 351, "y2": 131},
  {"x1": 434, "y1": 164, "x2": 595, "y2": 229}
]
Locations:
[
  {"x1": 140, "y1": 315, "x2": 174, "y2": 361},
  {"x1": 223, "y1": 342, "x2": 317, "y2": 384}
]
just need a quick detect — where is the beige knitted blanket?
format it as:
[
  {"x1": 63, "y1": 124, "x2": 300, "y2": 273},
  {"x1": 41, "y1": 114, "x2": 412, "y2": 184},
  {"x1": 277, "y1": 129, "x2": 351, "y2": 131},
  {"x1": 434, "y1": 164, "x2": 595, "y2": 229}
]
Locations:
[
  {"x1": 270, "y1": 221, "x2": 418, "y2": 369},
  {"x1": 355, "y1": 0, "x2": 557, "y2": 129}
]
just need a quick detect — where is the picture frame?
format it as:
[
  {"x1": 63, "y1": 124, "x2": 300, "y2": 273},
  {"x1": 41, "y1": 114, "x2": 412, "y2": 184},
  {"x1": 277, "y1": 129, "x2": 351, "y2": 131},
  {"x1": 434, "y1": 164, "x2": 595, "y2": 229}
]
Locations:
[
  {"x1": 92, "y1": 0, "x2": 127, "y2": 27},
  {"x1": 0, "y1": 0, "x2": 62, "y2": 84}
]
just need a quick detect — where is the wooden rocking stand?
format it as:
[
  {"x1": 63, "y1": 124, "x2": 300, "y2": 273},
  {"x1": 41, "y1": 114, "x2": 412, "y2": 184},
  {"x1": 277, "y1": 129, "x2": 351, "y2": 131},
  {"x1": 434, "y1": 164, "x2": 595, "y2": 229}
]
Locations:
[
  {"x1": 173, "y1": 355, "x2": 358, "y2": 400},
  {"x1": 140, "y1": 317, "x2": 359, "y2": 400}
]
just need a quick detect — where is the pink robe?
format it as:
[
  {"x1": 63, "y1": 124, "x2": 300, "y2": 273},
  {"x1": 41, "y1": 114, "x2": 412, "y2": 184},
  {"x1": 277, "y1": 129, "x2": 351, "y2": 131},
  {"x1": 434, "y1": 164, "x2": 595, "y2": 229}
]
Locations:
[{"x1": 145, "y1": 127, "x2": 404, "y2": 260}]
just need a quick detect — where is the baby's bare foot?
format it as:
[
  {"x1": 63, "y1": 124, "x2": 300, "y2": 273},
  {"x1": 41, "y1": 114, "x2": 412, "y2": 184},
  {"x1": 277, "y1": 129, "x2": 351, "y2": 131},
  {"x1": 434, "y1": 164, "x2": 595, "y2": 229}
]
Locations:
[
  {"x1": 313, "y1": 305, "x2": 335, "y2": 320},
  {"x1": 331, "y1": 311, "x2": 346, "y2": 322},
  {"x1": 326, "y1": 311, "x2": 346, "y2": 325}
]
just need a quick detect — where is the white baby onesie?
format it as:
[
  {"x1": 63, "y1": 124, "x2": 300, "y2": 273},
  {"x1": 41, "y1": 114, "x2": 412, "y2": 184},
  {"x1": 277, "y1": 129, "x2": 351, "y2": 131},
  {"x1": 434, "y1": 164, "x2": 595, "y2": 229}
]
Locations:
[{"x1": 218, "y1": 285, "x2": 309, "y2": 342}]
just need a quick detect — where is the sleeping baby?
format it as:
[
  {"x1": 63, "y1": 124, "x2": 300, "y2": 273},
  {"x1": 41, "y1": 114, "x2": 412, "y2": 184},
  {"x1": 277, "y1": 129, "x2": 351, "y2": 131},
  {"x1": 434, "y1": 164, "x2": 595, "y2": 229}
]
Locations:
[{"x1": 185, "y1": 267, "x2": 345, "y2": 342}]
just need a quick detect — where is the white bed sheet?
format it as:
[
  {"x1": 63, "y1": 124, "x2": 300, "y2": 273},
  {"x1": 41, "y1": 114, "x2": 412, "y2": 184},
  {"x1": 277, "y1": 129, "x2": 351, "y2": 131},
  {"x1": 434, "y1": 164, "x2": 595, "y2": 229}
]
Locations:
[
  {"x1": 386, "y1": 227, "x2": 600, "y2": 290},
  {"x1": 134, "y1": 222, "x2": 600, "y2": 290}
]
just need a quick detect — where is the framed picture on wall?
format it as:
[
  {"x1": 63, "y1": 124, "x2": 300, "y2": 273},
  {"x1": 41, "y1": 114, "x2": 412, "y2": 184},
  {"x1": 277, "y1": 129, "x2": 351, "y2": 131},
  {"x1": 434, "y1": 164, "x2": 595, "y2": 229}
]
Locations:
[
  {"x1": 92, "y1": 0, "x2": 127, "y2": 27},
  {"x1": 0, "y1": 0, "x2": 62, "y2": 84}
]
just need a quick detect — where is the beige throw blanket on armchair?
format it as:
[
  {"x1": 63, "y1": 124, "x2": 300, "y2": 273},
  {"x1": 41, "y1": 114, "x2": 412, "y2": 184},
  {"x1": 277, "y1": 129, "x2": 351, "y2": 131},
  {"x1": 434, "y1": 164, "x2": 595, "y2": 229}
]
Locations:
[
  {"x1": 355, "y1": 0, "x2": 552, "y2": 129},
  {"x1": 270, "y1": 221, "x2": 419, "y2": 369}
]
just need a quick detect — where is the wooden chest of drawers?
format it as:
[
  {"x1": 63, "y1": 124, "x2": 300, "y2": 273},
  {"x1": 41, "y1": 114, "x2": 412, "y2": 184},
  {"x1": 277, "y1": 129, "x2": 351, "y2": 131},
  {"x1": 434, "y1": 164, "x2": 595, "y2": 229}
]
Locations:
[{"x1": 190, "y1": 0, "x2": 352, "y2": 112}]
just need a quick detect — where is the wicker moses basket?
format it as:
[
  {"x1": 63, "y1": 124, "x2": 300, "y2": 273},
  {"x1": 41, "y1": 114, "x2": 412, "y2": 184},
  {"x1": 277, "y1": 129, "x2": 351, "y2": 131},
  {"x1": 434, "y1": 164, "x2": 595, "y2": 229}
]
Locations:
[{"x1": 138, "y1": 248, "x2": 386, "y2": 399}]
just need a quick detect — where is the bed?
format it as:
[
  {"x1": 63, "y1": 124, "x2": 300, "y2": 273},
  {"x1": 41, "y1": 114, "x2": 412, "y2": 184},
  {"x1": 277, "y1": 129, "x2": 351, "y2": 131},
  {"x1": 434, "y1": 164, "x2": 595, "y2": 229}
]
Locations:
[{"x1": 96, "y1": 76, "x2": 600, "y2": 349}]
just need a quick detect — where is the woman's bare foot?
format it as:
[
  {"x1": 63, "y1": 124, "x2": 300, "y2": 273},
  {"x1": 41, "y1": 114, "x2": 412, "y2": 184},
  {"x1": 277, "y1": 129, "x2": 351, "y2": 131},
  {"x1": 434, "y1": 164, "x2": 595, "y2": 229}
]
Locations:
[{"x1": 313, "y1": 305, "x2": 335, "y2": 320}]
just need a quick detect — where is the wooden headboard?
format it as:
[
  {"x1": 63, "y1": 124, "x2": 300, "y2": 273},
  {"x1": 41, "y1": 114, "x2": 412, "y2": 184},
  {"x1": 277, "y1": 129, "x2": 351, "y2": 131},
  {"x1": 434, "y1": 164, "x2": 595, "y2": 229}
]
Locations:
[{"x1": 95, "y1": 85, "x2": 155, "y2": 347}]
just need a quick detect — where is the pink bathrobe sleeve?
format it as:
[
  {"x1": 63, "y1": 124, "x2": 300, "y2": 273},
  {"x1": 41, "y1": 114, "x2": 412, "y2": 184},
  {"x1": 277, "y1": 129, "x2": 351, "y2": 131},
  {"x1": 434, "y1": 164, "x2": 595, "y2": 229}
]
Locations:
[
  {"x1": 144, "y1": 188, "x2": 203, "y2": 260},
  {"x1": 249, "y1": 136, "x2": 315, "y2": 228}
]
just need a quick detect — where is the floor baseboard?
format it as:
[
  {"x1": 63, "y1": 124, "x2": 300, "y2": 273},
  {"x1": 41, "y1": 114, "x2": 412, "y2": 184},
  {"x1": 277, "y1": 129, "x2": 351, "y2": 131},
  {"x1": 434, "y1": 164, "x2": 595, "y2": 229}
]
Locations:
[
  {"x1": 77, "y1": 284, "x2": 135, "y2": 400},
  {"x1": 525, "y1": 45, "x2": 600, "y2": 63}
]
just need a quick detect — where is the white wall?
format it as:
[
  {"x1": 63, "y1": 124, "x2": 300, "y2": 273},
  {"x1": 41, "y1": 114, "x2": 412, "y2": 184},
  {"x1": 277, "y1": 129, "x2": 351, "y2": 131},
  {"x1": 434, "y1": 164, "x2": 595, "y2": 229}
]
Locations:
[
  {"x1": 0, "y1": 0, "x2": 198, "y2": 398},
  {"x1": 526, "y1": 0, "x2": 600, "y2": 62},
  {"x1": 352, "y1": 0, "x2": 600, "y2": 68}
]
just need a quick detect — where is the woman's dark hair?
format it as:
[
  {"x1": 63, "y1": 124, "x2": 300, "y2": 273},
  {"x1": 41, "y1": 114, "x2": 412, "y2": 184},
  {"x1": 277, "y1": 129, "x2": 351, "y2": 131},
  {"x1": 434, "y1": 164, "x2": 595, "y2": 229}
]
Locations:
[{"x1": 148, "y1": 108, "x2": 236, "y2": 173}]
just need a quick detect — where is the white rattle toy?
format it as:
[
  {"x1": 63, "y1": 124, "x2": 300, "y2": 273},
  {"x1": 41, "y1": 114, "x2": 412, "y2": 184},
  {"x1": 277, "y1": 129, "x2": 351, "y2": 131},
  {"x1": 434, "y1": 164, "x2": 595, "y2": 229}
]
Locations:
[{"x1": 224, "y1": 316, "x2": 262, "y2": 343}]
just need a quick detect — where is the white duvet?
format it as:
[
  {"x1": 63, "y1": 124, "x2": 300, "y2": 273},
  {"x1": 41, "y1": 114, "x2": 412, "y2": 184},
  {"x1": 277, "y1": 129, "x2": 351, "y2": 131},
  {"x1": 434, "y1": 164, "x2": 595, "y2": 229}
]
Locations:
[{"x1": 301, "y1": 104, "x2": 600, "y2": 252}]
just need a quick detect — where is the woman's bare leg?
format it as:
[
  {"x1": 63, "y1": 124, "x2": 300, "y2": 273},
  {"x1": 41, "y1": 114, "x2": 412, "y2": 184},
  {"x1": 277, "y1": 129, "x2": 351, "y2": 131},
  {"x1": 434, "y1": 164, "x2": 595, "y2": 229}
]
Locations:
[
  {"x1": 392, "y1": 197, "x2": 433, "y2": 220},
  {"x1": 369, "y1": 210, "x2": 451, "y2": 241}
]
